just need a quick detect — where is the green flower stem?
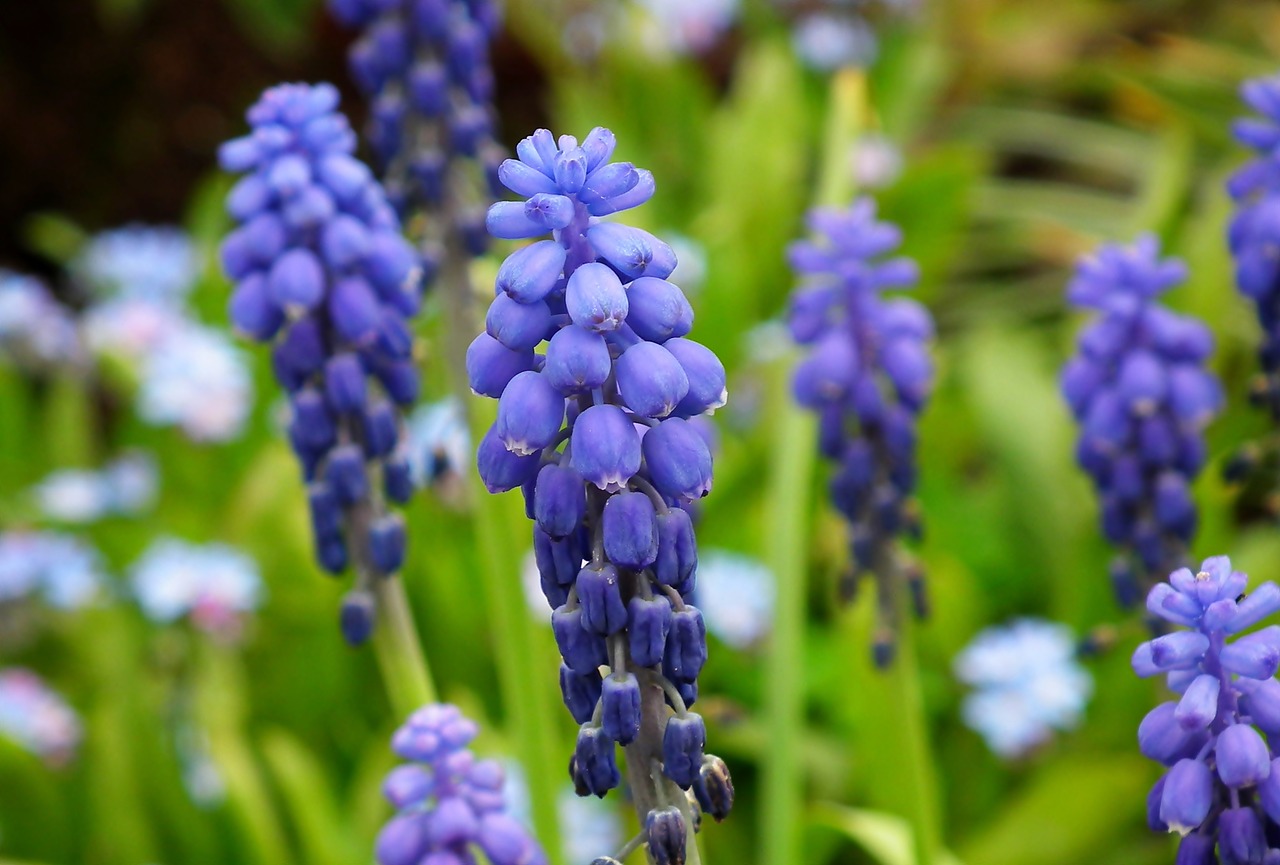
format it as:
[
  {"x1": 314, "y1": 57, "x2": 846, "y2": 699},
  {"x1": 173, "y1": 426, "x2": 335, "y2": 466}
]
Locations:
[
  {"x1": 760, "y1": 354, "x2": 819, "y2": 865},
  {"x1": 195, "y1": 638, "x2": 294, "y2": 865},
  {"x1": 816, "y1": 68, "x2": 869, "y2": 208},
  {"x1": 760, "y1": 64, "x2": 868, "y2": 865},
  {"x1": 372, "y1": 575, "x2": 438, "y2": 718},
  {"x1": 469, "y1": 402, "x2": 566, "y2": 865},
  {"x1": 888, "y1": 614, "x2": 944, "y2": 865}
]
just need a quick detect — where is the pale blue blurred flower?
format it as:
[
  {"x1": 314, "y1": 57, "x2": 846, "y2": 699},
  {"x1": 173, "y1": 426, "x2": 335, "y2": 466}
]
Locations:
[
  {"x1": 0, "y1": 271, "x2": 83, "y2": 368},
  {"x1": 76, "y1": 224, "x2": 200, "y2": 303},
  {"x1": 850, "y1": 133, "x2": 903, "y2": 189},
  {"x1": 692, "y1": 549, "x2": 776, "y2": 649},
  {"x1": 634, "y1": 0, "x2": 738, "y2": 55},
  {"x1": 406, "y1": 398, "x2": 470, "y2": 488},
  {"x1": 31, "y1": 469, "x2": 110, "y2": 524},
  {"x1": 954, "y1": 618, "x2": 1093, "y2": 758},
  {"x1": 0, "y1": 530, "x2": 104, "y2": 609},
  {"x1": 792, "y1": 12, "x2": 878, "y2": 70},
  {"x1": 82, "y1": 297, "x2": 188, "y2": 360},
  {"x1": 130, "y1": 538, "x2": 262, "y2": 636},
  {"x1": 31, "y1": 451, "x2": 158, "y2": 523},
  {"x1": 504, "y1": 760, "x2": 623, "y2": 863},
  {"x1": 665, "y1": 232, "x2": 709, "y2": 294},
  {"x1": 0, "y1": 668, "x2": 82, "y2": 766},
  {"x1": 102, "y1": 451, "x2": 159, "y2": 514},
  {"x1": 137, "y1": 323, "x2": 253, "y2": 442}
]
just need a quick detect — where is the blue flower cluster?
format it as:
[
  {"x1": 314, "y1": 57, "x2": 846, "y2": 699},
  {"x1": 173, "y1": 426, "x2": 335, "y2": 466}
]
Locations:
[
  {"x1": 328, "y1": 0, "x2": 502, "y2": 281},
  {"x1": 1228, "y1": 73, "x2": 1280, "y2": 422},
  {"x1": 786, "y1": 198, "x2": 933, "y2": 666},
  {"x1": 218, "y1": 82, "x2": 424, "y2": 644},
  {"x1": 376, "y1": 704, "x2": 546, "y2": 865},
  {"x1": 75, "y1": 224, "x2": 200, "y2": 304},
  {"x1": 31, "y1": 451, "x2": 157, "y2": 524},
  {"x1": 1061, "y1": 237, "x2": 1222, "y2": 603},
  {"x1": 0, "y1": 271, "x2": 84, "y2": 371},
  {"x1": 469, "y1": 127, "x2": 734, "y2": 859},
  {"x1": 130, "y1": 538, "x2": 263, "y2": 640},
  {"x1": 954, "y1": 618, "x2": 1093, "y2": 758},
  {"x1": 0, "y1": 530, "x2": 104, "y2": 611},
  {"x1": 1133, "y1": 557, "x2": 1280, "y2": 863}
]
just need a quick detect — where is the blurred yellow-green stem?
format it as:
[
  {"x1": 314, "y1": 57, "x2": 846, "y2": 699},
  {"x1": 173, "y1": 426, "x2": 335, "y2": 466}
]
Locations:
[
  {"x1": 194, "y1": 638, "x2": 294, "y2": 865},
  {"x1": 760, "y1": 354, "x2": 818, "y2": 865},
  {"x1": 760, "y1": 65, "x2": 867, "y2": 865},
  {"x1": 372, "y1": 575, "x2": 438, "y2": 718}
]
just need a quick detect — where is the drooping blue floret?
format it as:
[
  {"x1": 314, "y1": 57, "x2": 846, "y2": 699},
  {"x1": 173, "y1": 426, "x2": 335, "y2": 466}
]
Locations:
[
  {"x1": 786, "y1": 197, "x2": 934, "y2": 666},
  {"x1": 1061, "y1": 236, "x2": 1222, "y2": 602},
  {"x1": 376, "y1": 704, "x2": 547, "y2": 865},
  {"x1": 327, "y1": 0, "x2": 502, "y2": 289},
  {"x1": 218, "y1": 82, "x2": 424, "y2": 643},
  {"x1": 1132, "y1": 557, "x2": 1280, "y2": 861},
  {"x1": 470, "y1": 127, "x2": 731, "y2": 857}
]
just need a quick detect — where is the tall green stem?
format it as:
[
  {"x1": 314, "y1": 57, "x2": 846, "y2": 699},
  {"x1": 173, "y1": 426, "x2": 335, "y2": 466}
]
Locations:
[
  {"x1": 889, "y1": 614, "x2": 943, "y2": 865},
  {"x1": 759, "y1": 65, "x2": 867, "y2": 865},
  {"x1": 468, "y1": 431, "x2": 566, "y2": 865},
  {"x1": 444, "y1": 235, "x2": 565, "y2": 863},
  {"x1": 760, "y1": 358, "x2": 818, "y2": 865},
  {"x1": 372, "y1": 576, "x2": 437, "y2": 719}
]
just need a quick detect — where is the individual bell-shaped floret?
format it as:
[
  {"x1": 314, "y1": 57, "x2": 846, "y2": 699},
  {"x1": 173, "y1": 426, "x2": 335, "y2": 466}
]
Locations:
[
  {"x1": 602, "y1": 491, "x2": 659, "y2": 570},
  {"x1": 662, "y1": 713, "x2": 707, "y2": 788},
  {"x1": 570, "y1": 404, "x2": 641, "y2": 491},
  {"x1": 600, "y1": 672, "x2": 642, "y2": 745},
  {"x1": 577, "y1": 562, "x2": 628, "y2": 636}
]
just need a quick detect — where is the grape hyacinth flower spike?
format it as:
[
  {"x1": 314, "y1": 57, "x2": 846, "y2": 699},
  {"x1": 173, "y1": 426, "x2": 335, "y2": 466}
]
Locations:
[
  {"x1": 1133, "y1": 557, "x2": 1280, "y2": 862},
  {"x1": 377, "y1": 704, "x2": 546, "y2": 865},
  {"x1": 1225, "y1": 72, "x2": 1280, "y2": 487},
  {"x1": 327, "y1": 0, "x2": 503, "y2": 291},
  {"x1": 786, "y1": 197, "x2": 934, "y2": 666},
  {"x1": 471, "y1": 127, "x2": 733, "y2": 861},
  {"x1": 1061, "y1": 237, "x2": 1222, "y2": 604},
  {"x1": 218, "y1": 82, "x2": 425, "y2": 644}
]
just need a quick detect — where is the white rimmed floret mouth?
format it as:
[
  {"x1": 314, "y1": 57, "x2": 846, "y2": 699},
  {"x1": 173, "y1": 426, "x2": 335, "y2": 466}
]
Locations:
[
  {"x1": 503, "y1": 437, "x2": 539, "y2": 457},
  {"x1": 706, "y1": 388, "x2": 728, "y2": 413}
]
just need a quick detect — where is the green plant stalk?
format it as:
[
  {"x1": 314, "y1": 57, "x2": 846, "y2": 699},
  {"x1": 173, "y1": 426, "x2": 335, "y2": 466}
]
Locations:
[
  {"x1": 372, "y1": 575, "x2": 438, "y2": 718},
  {"x1": 760, "y1": 357, "x2": 819, "y2": 865},
  {"x1": 196, "y1": 639, "x2": 295, "y2": 865},
  {"x1": 759, "y1": 64, "x2": 867, "y2": 865},
  {"x1": 889, "y1": 613, "x2": 944, "y2": 865},
  {"x1": 435, "y1": 197, "x2": 564, "y2": 862},
  {"x1": 468, "y1": 432, "x2": 566, "y2": 865}
]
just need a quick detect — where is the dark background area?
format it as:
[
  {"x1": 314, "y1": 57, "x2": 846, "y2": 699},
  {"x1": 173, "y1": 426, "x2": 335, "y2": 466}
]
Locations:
[{"x1": 0, "y1": 0, "x2": 547, "y2": 275}]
